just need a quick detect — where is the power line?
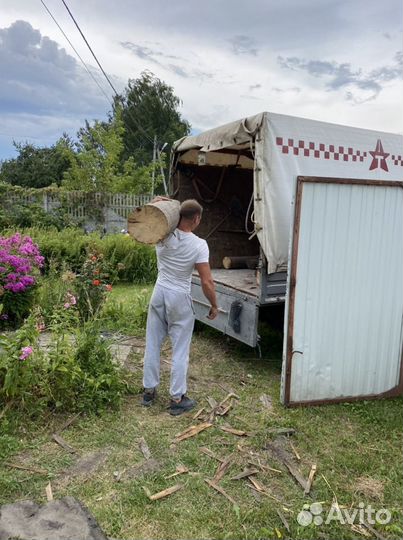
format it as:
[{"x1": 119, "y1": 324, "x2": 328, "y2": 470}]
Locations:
[
  {"x1": 60, "y1": 0, "x2": 156, "y2": 147},
  {"x1": 40, "y1": 0, "x2": 113, "y2": 108},
  {"x1": 60, "y1": 0, "x2": 118, "y2": 96}
]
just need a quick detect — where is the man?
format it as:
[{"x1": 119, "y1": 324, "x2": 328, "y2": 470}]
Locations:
[{"x1": 142, "y1": 198, "x2": 218, "y2": 416}]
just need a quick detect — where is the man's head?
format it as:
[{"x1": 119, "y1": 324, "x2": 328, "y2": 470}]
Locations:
[{"x1": 179, "y1": 199, "x2": 203, "y2": 231}]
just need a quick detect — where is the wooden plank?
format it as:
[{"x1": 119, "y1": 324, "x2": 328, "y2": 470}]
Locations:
[
  {"x1": 139, "y1": 437, "x2": 152, "y2": 460},
  {"x1": 4, "y1": 462, "x2": 48, "y2": 475},
  {"x1": 199, "y1": 447, "x2": 225, "y2": 463}
]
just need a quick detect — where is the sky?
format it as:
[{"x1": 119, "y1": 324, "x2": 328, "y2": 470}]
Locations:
[{"x1": 0, "y1": 0, "x2": 402, "y2": 160}]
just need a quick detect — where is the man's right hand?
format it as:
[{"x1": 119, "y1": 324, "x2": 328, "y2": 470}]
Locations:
[{"x1": 207, "y1": 305, "x2": 218, "y2": 320}]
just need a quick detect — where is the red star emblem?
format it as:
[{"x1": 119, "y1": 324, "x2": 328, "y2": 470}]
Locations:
[{"x1": 369, "y1": 139, "x2": 389, "y2": 171}]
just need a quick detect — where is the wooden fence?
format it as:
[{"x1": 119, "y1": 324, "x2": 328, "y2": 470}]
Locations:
[{"x1": 5, "y1": 191, "x2": 152, "y2": 232}]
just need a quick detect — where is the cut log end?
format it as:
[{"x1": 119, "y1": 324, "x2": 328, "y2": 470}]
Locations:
[{"x1": 128, "y1": 200, "x2": 180, "y2": 244}]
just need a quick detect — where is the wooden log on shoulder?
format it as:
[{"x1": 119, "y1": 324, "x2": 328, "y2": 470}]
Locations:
[
  {"x1": 222, "y1": 256, "x2": 259, "y2": 269},
  {"x1": 127, "y1": 200, "x2": 180, "y2": 244}
]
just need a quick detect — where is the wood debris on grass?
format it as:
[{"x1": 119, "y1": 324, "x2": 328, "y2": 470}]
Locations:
[
  {"x1": 51, "y1": 433, "x2": 77, "y2": 454},
  {"x1": 350, "y1": 524, "x2": 372, "y2": 538},
  {"x1": 199, "y1": 446, "x2": 225, "y2": 463},
  {"x1": 4, "y1": 462, "x2": 48, "y2": 475},
  {"x1": 216, "y1": 403, "x2": 232, "y2": 416},
  {"x1": 304, "y1": 463, "x2": 317, "y2": 495},
  {"x1": 57, "y1": 412, "x2": 81, "y2": 434},
  {"x1": 290, "y1": 441, "x2": 301, "y2": 461},
  {"x1": 266, "y1": 442, "x2": 307, "y2": 492},
  {"x1": 192, "y1": 407, "x2": 205, "y2": 420},
  {"x1": 165, "y1": 464, "x2": 189, "y2": 479},
  {"x1": 204, "y1": 479, "x2": 237, "y2": 505},
  {"x1": 248, "y1": 477, "x2": 282, "y2": 502},
  {"x1": 220, "y1": 425, "x2": 248, "y2": 437},
  {"x1": 248, "y1": 460, "x2": 283, "y2": 474},
  {"x1": 276, "y1": 508, "x2": 290, "y2": 533},
  {"x1": 362, "y1": 522, "x2": 388, "y2": 540},
  {"x1": 213, "y1": 455, "x2": 233, "y2": 483},
  {"x1": 173, "y1": 422, "x2": 213, "y2": 443},
  {"x1": 147, "y1": 484, "x2": 183, "y2": 501},
  {"x1": 231, "y1": 468, "x2": 259, "y2": 480},
  {"x1": 45, "y1": 482, "x2": 53, "y2": 501},
  {"x1": 207, "y1": 396, "x2": 218, "y2": 409},
  {"x1": 139, "y1": 437, "x2": 151, "y2": 460}
]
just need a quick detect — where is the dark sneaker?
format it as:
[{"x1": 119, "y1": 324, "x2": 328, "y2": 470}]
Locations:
[
  {"x1": 169, "y1": 395, "x2": 196, "y2": 416},
  {"x1": 141, "y1": 389, "x2": 156, "y2": 407}
]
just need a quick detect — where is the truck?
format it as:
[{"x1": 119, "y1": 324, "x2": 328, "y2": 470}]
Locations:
[{"x1": 169, "y1": 111, "x2": 403, "y2": 353}]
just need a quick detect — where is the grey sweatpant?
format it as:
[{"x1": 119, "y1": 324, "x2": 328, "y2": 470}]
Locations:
[{"x1": 143, "y1": 284, "x2": 195, "y2": 399}]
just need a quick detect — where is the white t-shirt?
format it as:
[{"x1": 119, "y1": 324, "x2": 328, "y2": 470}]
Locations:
[{"x1": 155, "y1": 229, "x2": 209, "y2": 293}]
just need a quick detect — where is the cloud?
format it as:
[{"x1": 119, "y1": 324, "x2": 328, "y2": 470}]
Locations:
[
  {"x1": 228, "y1": 35, "x2": 258, "y2": 56},
  {"x1": 121, "y1": 40, "x2": 214, "y2": 80},
  {"x1": 249, "y1": 83, "x2": 262, "y2": 91},
  {"x1": 0, "y1": 20, "x2": 111, "y2": 118},
  {"x1": 277, "y1": 52, "x2": 402, "y2": 102},
  {"x1": 120, "y1": 41, "x2": 181, "y2": 64}
]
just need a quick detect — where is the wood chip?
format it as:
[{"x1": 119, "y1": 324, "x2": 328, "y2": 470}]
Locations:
[
  {"x1": 192, "y1": 407, "x2": 205, "y2": 420},
  {"x1": 204, "y1": 479, "x2": 236, "y2": 505},
  {"x1": 351, "y1": 524, "x2": 372, "y2": 538},
  {"x1": 52, "y1": 433, "x2": 77, "y2": 454},
  {"x1": 362, "y1": 522, "x2": 387, "y2": 540},
  {"x1": 199, "y1": 447, "x2": 224, "y2": 463},
  {"x1": 259, "y1": 394, "x2": 273, "y2": 409},
  {"x1": 173, "y1": 422, "x2": 212, "y2": 442},
  {"x1": 139, "y1": 437, "x2": 151, "y2": 460},
  {"x1": 304, "y1": 463, "x2": 317, "y2": 495},
  {"x1": 45, "y1": 482, "x2": 53, "y2": 501},
  {"x1": 165, "y1": 465, "x2": 189, "y2": 479},
  {"x1": 276, "y1": 508, "x2": 290, "y2": 533},
  {"x1": 216, "y1": 403, "x2": 232, "y2": 416},
  {"x1": 220, "y1": 426, "x2": 247, "y2": 437},
  {"x1": 248, "y1": 477, "x2": 282, "y2": 502},
  {"x1": 4, "y1": 462, "x2": 48, "y2": 475},
  {"x1": 148, "y1": 484, "x2": 182, "y2": 501},
  {"x1": 267, "y1": 443, "x2": 307, "y2": 492},
  {"x1": 217, "y1": 392, "x2": 239, "y2": 409},
  {"x1": 290, "y1": 441, "x2": 301, "y2": 461},
  {"x1": 231, "y1": 468, "x2": 259, "y2": 480},
  {"x1": 207, "y1": 396, "x2": 218, "y2": 410},
  {"x1": 213, "y1": 456, "x2": 233, "y2": 483},
  {"x1": 248, "y1": 460, "x2": 283, "y2": 474},
  {"x1": 57, "y1": 412, "x2": 81, "y2": 433}
]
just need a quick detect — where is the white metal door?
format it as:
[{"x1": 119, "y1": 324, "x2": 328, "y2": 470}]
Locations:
[{"x1": 281, "y1": 177, "x2": 403, "y2": 405}]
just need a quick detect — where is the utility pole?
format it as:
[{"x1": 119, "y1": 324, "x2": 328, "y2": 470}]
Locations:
[
  {"x1": 151, "y1": 134, "x2": 157, "y2": 197},
  {"x1": 156, "y1": 144, "x2": 169, "y2": 196}
]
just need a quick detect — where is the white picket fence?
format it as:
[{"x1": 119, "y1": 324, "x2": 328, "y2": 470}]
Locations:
[{"x1": 6, "y1": 191, "x2": 152, "y2": 232}]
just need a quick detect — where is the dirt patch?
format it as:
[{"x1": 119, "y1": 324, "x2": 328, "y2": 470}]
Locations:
[
  {"x1": 119, "y1": 458, "x2": 162, "y2": 482},
  {"x1": 353, "y1": 475, "x2": 385, "y2": 501},
  {"x1": 55, "y1": 450, "x2": 110, "y2": 488}
]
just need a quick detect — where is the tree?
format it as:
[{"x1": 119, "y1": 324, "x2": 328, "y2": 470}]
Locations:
[
  {"x1": 0, "y1": 136, "x2": 74, "y2": 188},
  {"x1": 117, "y1": 71, "x2": 191, "y2": 165},
  {"x1": 62, "y1": 106, "x2": 161, "y2": 194}
]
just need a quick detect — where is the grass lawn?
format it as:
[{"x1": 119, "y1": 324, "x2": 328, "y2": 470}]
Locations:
[{"x1": 0, "y1": 284, "x2": 402, "y2": 539}]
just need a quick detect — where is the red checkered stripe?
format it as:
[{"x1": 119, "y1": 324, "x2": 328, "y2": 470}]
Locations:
[
  {"x1": 391, "y1": 154, "x2": 403, "y2": 166},
  {"x1": 276, "y1": 137, "x2": 367, "y2": 162}
]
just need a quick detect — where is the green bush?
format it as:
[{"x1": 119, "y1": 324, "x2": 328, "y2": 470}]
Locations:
[
  {"x1": 0, "y1": 306, "x2": 127, "y2": 415},
  {"x1": 20, "y1": 228, "x2": 157, "y2": 283}
]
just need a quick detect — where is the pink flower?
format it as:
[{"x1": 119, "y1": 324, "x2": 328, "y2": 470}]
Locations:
[
  {"x1": 64, "y1": 302, "x2": 71, "y2": 309},
  {"x1": 66, "y1": 293, "x2": 77, "y2": 305},
  {"x1": 19, "y1": 346, "x2": 33, "y2": 360}
]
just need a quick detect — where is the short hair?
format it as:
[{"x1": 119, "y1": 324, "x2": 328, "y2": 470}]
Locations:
[{"x1": 180, "y1": 199, "x2": 203, "y2": 220}]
